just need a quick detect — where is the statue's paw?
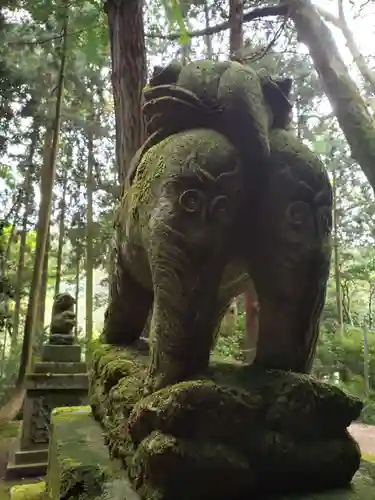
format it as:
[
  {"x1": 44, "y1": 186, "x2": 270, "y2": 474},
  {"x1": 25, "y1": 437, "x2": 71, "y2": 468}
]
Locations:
[
  {"x1": 128, "y1": 430, "x2": 254, "y2": 500},
  {"x1": 128, "y1": 380, "x2": 262, "y2": 447},
  {"x1": 125, "y1": 369, "x2": 363, "y2": 498}
]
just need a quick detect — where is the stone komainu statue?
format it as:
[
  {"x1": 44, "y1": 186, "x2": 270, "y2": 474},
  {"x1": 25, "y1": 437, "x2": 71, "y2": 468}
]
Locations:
[
  {"x1": 102, "y1": 60, "x2": 332, "y2": 393},
  {"x1": 50, "y1": 292, "x2": 76, "y2": 344}
]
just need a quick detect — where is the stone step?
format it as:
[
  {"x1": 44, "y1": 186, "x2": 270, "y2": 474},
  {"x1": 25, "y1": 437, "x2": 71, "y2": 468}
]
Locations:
[
  {"x1": 14, "y1": 449, "x2": 48, "y2": 465},
  {"x1": 5, "y1": 461, "x2": 47, "y2": 480},
  {"x1": 26, "y1": 373, "x2": 88, "y2": 391},
  {"x1": 42, "y1": 344, "x2": 81, "y2": 363},
  {"x1": 34, "y1": 361, "x2": 87, "y2": 374}
]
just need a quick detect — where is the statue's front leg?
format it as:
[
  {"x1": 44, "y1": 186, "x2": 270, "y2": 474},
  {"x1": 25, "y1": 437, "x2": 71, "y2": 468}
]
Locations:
[
  {"x1": 246, "y1": 132, "x2": 333, "y2": 373},
  {"x1": 145, "y1": 237, "x2": 228, "y2": 392}
]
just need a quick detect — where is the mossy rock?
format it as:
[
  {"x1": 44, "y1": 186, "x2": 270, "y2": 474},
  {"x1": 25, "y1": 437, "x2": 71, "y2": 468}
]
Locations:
[{"x1": 9, "y1": 482, "x2": 46, "y2": 500}]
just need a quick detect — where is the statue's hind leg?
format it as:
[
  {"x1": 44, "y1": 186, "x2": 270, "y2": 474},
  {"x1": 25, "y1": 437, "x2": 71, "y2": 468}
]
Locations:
[
  {"x1": 246, "y1": 134, "x2": 332, "y2": 373},
  {"x1": 101, "y1": 249, "x2": 153, "y2": 346}
]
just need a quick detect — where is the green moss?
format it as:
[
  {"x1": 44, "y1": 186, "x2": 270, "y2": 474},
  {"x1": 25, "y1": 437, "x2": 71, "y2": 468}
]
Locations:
[
  {"x1": 48, "y1": 407, "x2": 131, "y2": 500},
  {"x1": 130, "y1": 430, "x2": 253, "y2": 500},
  {"x1": 9, "y1": 482, "x2": 46, "y2": 500},
  {"x1": 90, "y1": 345, "x2": 365, "y2": 499},
  {"x1": 52, "y1": 406, "x2": 91, "y2": 418},
  {"x1": 0, "y1": 421, "x2": 21, "y2": 439}
]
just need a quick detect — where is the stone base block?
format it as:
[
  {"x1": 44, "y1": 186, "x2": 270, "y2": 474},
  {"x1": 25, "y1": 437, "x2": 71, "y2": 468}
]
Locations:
[
  {"x1": 49, "y1": 334, "x2": 74, "y2": 345},
  {"x1": 47, "y1": 406, "x2": 140, "y2": 500},
  {"x1": 41, "y1": 344, "x2": 81, "y2": 363},
  {"x1": 34, "y1": 361, "x2": 87, "y2": 374},
  {"x1": 26, "y1": 373, "x2": 88, "y2": 391},
  {"x1": 6, "y1": 459, "x2": 47, "y2": 480},
  {"x1": 14, "y1": 449, "x2": 48, "y2": 465}
]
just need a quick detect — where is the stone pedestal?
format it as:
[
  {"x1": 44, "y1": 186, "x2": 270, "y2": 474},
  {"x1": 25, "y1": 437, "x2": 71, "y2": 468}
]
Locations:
[{"x1": 6, "y1": 341, "x2": 88, "y2": 480}]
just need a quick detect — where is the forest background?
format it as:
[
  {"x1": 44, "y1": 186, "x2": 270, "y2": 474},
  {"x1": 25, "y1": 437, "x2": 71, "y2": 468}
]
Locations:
[{"x1": 1, "y1": 0, "x2": 375, "y2": 424}]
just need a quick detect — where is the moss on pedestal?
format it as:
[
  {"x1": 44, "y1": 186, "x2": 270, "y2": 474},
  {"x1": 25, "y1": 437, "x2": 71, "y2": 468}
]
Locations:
[
  {"x1": 47, "y1": 406, "x2": 140, "y2": 500},
  {"x1": 9, "y1": 482, "x2": 46, "y2": 500},
  {"x1": 89, "y1": 344, "x2": 365, "y2": 500}
]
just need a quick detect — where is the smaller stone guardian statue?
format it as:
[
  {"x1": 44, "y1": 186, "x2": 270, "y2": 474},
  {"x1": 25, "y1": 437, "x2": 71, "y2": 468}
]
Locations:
[{"x1": 49, "y1": 293, "x2": 76, "y2": 345}]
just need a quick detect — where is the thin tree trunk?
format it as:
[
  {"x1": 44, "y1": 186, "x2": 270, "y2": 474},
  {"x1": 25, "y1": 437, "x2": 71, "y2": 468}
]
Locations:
[
  {"x1": 285, "y1": 0, "x2": 375, "y2": 192},
  {"x1": 105, "y1": 0, "x2": 146, "y2": 184},
  {"x1": 38, "y1": 225, "x2": 50, "y2": 336},
  {"x1": 332, "y1": 166, "x2": 344, "y2": 336},
  {"x1": 3, "y1": 205, "x2": 20, "y2": 271},
  {"x1": 14, "y1": 5, "x2": 67, "y2": 391},
  {"x1": 203, "y1": 0, "x2": 213, "y2": 59},
  {"x1": 74, "y1": 246, "x2": 81, "y2": 338},
  {"x1": 229, "y1": 0, "x2": 244, "y2": 60},
  {"x1": 85, "y1": 126, "x2": 94, "y2": 345},
  {"x1": 363, "y1": 328, "x2": 370, "y2": 396},
  {"x1": 12, "y1": 126, "x2": 39, "y2": 346},
  {"x1": 317, "y1": 1, "x2": 375, "y2": 97},
  {"x1": 54, "y1": 169, "x2": 68, "y2": 297},
  {"x1": 0, "y1": 4, "x2": 68, "y2": 421}
]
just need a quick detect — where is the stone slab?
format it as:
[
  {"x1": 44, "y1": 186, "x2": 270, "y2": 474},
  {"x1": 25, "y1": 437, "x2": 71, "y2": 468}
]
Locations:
[
  {"x1": 5, "y1": 460, "x2": 47, "y2": 480},
  {"x1": 47, "y1": 406, "x2": 140, "y2": 500},
  {"x1": 14, "y1": 449, "x2": 48, "y2": 465},
  {"x1": 26, "y1": 373, "x2": 88, "y2": 391},
  {"x1": 41, "y1": 344, "x2": 81, "y2": 363},
  {"x1": 34, "y1": 361, "x2": 87, "y2": 374}
]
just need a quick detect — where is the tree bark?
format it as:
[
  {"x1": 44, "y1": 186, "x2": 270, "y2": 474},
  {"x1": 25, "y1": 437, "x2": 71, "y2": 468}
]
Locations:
[
  {"x1": 15, "y1": 5, "x2": 68, "y2": 387},
  {"x1": 332, "y1": 165, "x2": 344, "y2": 336},
  {"x1": 74, "y1": 245, "x2": 81, "y2": 338},
  {"x1": 317, "y1": 1, "x2": 375, "y2": 97},
  {"x1": 105, "y1": 0, "x2": 147, "y2": 185},
  {"x1": 12, "y1": 126, "x2": 39, "y2": 346},
  {"x1": 285, "y1": 0, "x2": 375, "y2": 193},
  {"x1": 37, "y1": 224, "x2": 50, "y2": 337},
  {"x1": 203, "y1": 0, "x2": 213, "y2": 59},
  {"x1": 0, "y1": 5, "x2": 68, "y2": 422},
  {"x1": 85, "y1": 125, "x2": 94, "y2": 345},
  {"x1": 54, "y1": 168, "x2": 68, "y2": 297},
  {"x1": 229, "y1": 0, "x2": 244, "y2": 59}
]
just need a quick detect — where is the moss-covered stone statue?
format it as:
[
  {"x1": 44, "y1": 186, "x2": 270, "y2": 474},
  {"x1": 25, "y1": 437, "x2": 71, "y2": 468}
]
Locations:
[
  {"x1": 90, "y1": 59, "x2": 364, "y2": 500},
  {"x1": 49, "y1": 293, "x2": 76, "y2": 345},
  {"x1": 103, "y1": 59, "x2": 331, "y2": 392}
]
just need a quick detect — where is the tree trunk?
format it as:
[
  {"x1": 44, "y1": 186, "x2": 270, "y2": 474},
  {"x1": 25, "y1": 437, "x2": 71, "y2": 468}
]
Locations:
[
  {"x1": 203, "y1": 0, "x2": 213, "y2": 59},
  {"x1": 243, "y1": 282, "x2": 259, "y2": 363},
  {"x1": 85, "y1": 126, "x2": 94, "y2": 345},
  {"x1": 3, "y1": 205, "x2": 20, "y2": 272},
  {"x1": 285, "y1": 0, "x2": 375, "y2": 192},
  {"x1": 54, "y1": 169, "x2": 68, "y2": 297},
  {"x1": 74, "y1": 245, "x2": 81, "y2": 338},
  {"x1": 229, "y1": 0, "x2": 244, "y2": 59},
  {"x1": 332, "y1": 165, "x2": 344, "y2": 336},
  {"x1": 37, "y1": 225, "x2": 50, "y2": 337},
  {"x1": 363, "y1": 327, "x2": 370, "y2": 395},
  {"x1": 0, "y1": 5, "x2": 69, "y2": 424},
  {"x1": 317, "y1": 2, "x2": 375, "y2": 98},
  {"x1": 12, "y1": 126, "x2": 39, "y2": 346},
  {"x1": 105, "y1": 0, "x2": 147, "y2": 184}
]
